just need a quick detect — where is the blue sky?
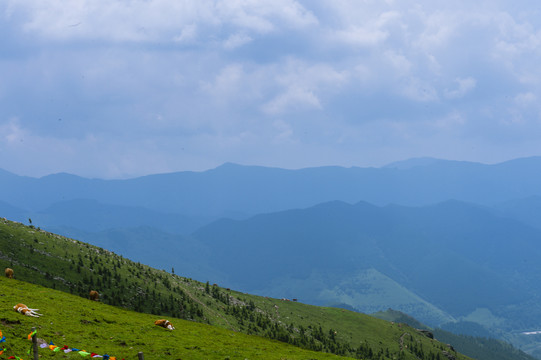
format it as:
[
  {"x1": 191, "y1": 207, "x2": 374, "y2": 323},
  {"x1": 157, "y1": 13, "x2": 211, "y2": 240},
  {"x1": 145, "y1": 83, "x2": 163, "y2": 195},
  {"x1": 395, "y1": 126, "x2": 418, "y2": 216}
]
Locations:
[{"x1": 2, "y1": 0, "x2": 541, "y2": 178}]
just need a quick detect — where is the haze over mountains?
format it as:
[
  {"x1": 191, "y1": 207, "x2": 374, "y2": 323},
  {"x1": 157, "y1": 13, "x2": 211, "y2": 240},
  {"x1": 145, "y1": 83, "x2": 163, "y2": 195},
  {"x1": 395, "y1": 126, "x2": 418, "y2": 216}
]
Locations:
[
  {"x1": 2, "y1": 156, "x2": 541, "y2": 218},
  {"x1": 4, "y1": 156, "x2": 541, "y2": 354}
]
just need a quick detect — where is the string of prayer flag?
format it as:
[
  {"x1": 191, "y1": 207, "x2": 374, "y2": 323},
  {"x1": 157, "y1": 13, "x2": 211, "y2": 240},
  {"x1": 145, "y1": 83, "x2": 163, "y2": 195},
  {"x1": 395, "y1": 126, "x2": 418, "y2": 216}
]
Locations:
[
  {"x1": 0, "y1": 329, "x2": 6, "y2": 356},
  {"x1": 0, "y1": 327, "x2": 125, "y2": 360},
  {"x1": 0, "y1": 329, "x2": 5, "y2": 355},
  {"x1": 27, "y1": 330, "x2": 37, "y2": 340},
  {"x1": 40, "y1": 340, "x2": 121, "y2": 359}
]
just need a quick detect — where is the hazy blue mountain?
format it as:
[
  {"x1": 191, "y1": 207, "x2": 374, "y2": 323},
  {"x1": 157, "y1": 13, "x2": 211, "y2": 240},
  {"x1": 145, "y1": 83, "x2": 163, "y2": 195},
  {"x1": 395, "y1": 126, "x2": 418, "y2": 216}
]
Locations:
[
  {"x1": 30, "y1": 199, "x2": 207, "y2": 234},
  {"x1": 383, "y1": 156, "x2": 446, "y2": 169},
  {"x1": 0, "y1": 200, "x2": 27, "y2": 223},
  {"x1": 3, "y1": 157, "x2": 541, "y2": 219},
  {"x1": 190, "y1": 199, "x2": 541, "y2": 332},
  {"x1": 492, "y1": 196, "x2": 541, "y2": 230},
  {"x1": 46, "y1": 225, "x2": 216, "y2": 282}
]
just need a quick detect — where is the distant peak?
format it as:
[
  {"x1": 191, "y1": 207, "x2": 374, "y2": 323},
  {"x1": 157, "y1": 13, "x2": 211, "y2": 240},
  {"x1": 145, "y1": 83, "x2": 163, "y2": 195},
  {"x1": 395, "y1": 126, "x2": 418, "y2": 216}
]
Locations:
[
  {"x1": 382, "y1": 157, "x2": 443, "y2": 170},
  {"x1": 209, "y1": 163, "x2": 252, "y2": 173},
  {"x1": 216, "y1": 162, "x2": 243, "y2": 168},
  {"x1": 496, "y1": 156, "x2": 541, "y2": 167},
  {"x1": 210, "y1": 163, "x2": 283, "y2": 172},
  {"x1": 0, "y1": 168, "x2": 17, "y2": 177},
  {"x1": 39, "y1": 172, "x2": 84, "y2": 180}
]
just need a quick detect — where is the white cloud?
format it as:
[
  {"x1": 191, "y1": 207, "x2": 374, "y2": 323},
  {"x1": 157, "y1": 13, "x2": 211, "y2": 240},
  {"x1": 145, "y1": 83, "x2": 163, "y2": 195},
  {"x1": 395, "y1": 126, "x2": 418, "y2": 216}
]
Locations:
[
  {"x1": 384, "y1": 50, "x2": 412, "y2": 76},
  {"x1": 272, "y1": 119, "x2": 295, "y2": 142},
  {"x1": 263, "y1": 86, "x2": 322, "y2": 114},
  {"x1": 6, "y1": 0, "x2": 316, "y2": 43},
  {"x1": 5, "y1": 0, "x2": 541, "y2": 177},
  {"x1": 444, "y1": 77, "x2": 477, "y2": 99},
  {"x1": 413, "y1": 10, "x2": 460, "y2": 50},
  {"x1": 215, "y1": 0, "x2": 318, "y2": 33},
  {"x1": 262, "y1": 60, "x2": 347, "y2": 114},
  {"x1": 223, "y1": 33, "x2": 253, "y2": 50},
  {"x1": 202, "y1": 64, "x2": 246, "y2": 97},
  {"x1": 431, "y1": 111, "x2": 466, "y2": 130},
  {"x1": 200, "y1": 59, "x2": 347, "y2": 116},
  {"x1": 327, "y1": 11, "x2": 399, "y2": 47},
  {"x1": 398, "y1": 77, "x2": 438, "y2": 102},
  {"x1": 514, "y1": 92, "x2": 536, "y2": 107},
  {"x1": 0, "y1": 118, "x2": 25, "y2": 145},
  {"x1": 331, "y1": 26, "x2": 389, "y2": 47},
  {"x1": 199, "y1": 63, "x2": 267, "y2": 113},
  {"x1": 173, "y1": 24, "x2": 198, "y2": 43}
]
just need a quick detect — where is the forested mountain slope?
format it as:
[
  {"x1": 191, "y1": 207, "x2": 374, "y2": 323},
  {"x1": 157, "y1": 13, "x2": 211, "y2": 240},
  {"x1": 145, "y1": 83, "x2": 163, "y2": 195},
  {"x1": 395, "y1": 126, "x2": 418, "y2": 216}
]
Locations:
[{"x1": 191, "y1": 200, "x2": 541, "y2": 330}]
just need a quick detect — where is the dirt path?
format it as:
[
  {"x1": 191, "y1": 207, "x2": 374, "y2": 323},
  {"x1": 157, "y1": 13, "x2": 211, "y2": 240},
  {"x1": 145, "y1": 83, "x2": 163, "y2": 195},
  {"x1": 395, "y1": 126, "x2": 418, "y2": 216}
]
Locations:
[
  {"x1": 175, "y1": 280, "x2": 237, "y2": 331},
  {"x1": 399, "y1": 332, "x2": 410, "y2": 351}
]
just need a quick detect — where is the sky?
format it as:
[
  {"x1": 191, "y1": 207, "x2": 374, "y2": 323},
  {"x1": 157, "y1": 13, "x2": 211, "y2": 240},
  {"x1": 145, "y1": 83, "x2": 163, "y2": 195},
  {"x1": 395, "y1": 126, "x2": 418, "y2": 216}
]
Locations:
[{"x1": 2, "y1": 0, "x2": 541, "y2": 179}]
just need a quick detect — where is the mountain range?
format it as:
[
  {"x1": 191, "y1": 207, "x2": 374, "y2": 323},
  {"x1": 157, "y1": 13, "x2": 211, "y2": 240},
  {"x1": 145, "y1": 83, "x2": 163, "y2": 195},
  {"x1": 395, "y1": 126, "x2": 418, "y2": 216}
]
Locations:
[
  {"x1": 3, "y1": 156, "x2": 541, "y2": 219},
  {"x1": 4, "y1": 157, "x2": 541, "y2": 356}
]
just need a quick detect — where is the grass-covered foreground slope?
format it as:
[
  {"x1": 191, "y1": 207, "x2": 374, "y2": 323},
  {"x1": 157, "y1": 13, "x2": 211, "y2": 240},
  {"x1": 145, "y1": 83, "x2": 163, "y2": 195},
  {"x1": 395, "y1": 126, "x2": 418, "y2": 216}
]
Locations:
[
  {"x1": 0, "y1": 277, "x2": 350, "y2": 360},
  {"x1": 0, "y1": 218, "x2": 471, "y2": 360}
]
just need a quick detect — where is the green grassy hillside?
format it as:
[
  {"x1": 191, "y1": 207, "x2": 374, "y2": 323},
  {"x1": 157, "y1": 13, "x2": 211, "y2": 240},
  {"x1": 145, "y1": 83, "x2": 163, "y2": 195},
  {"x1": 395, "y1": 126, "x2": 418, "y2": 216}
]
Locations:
[
  {"x1": 0, "y1": 218, "x2": 471, "y2": 360},
  {"x1": 0, "y1": 277, "x2": 350, "y2": 360}
]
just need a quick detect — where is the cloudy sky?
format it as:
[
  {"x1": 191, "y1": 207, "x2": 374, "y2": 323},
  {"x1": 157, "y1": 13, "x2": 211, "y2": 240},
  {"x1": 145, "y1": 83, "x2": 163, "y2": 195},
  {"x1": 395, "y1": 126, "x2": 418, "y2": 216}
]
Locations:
[{"x1": 2, "y1": 0, "x2": 541, "y2": 178}]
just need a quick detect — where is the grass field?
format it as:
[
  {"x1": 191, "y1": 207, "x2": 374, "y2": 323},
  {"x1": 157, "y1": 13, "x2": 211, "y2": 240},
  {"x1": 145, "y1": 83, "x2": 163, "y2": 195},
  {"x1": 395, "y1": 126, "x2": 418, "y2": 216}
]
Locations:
[{"x1": 0, "y1": 277, "x2": 352, "y2": 360}]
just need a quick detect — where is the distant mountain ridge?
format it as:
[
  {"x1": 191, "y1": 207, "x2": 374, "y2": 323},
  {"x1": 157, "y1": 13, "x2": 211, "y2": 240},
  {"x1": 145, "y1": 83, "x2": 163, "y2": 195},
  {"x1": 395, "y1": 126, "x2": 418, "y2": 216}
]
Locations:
[
  {"x1": 3, "y1": 156, "x2": 541, "y2": 220},
  {"x1": 383, "y1": 157, "x2": 455, "y2": 169}
]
